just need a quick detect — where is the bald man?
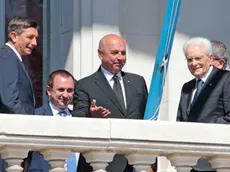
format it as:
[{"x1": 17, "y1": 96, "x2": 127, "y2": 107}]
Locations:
[{"x1": 73, "y1": 34, "x2": 148, "y2": 172}]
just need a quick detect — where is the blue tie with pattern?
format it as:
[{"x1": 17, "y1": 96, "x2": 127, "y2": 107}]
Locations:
[{"x1": 192, "y1": 79, "x2": 204, "y2": 104}]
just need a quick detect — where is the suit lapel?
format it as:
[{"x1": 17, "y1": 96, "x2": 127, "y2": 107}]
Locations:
[
  {"x1": 185, "y1": 79, "x2": 196, "y2": 117},
  {"x1": 43, "y1": 104, "x2": 53, "y2": 116},
  {"x1": 94, "y1": 69, "x2": 126, "y2": 115},
  {"x1": 5, "y1": 45, "x2": 35, "y2": 106},
  {"x1": 122, "y1": 72, "x2": 132, "y2": 111},
  {"x1": 19, "y1": 61, "x2": 35, "y2": 106},
  {"x1": 188, "y1": 68, "x2": 227, "y2": 122}
]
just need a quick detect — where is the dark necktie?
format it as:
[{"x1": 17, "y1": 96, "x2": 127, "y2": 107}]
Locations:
[
  {"x1": 192, "y1": 79, "x2": 204, "y2": 104},
  {"x1": 113, "y1": 75, "x2": 125, "y2": 110},
  {"x1": 58, "y1": 110, "x2": 68, "y2": 117}
]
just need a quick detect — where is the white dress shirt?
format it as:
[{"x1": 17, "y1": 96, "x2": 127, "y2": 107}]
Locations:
[
  {"x1": 101, "y1": 66, "x2": 127, "y2": 108},
  {"x1": 49, "y1": 102, "x2": 72, "y2": 117},
  {"x1": 5, "y1": 42, "x2": 22, "y2": 61}
]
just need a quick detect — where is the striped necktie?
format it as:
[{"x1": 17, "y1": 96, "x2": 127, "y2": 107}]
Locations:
[{"x1": 113, "y1": 75, "x2": 126, "y2": 110}]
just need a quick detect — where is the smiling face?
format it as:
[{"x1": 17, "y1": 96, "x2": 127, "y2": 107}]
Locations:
[
  {"x1": 186, "y1": 44, "x2": 211, "y2": 78},
  {"x1": 10, "y1": 27, "x2": 38, "y2": 56},
  {"x1": 46, "y1": 75, "x2": 75, "y2": 110},
  {"x1": 98, "y1": 34, "x2": 126, "y2": 74}
]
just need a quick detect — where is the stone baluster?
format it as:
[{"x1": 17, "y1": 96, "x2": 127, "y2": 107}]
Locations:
[
  {"x1": 209, "y1": 156, "x2": 230, "y2": 172},
  {"x1": 168, "y1": 154, "x2": 199, "y2": 172},
  {"x1": 125, "y1": 153, "x2": 157, "y2": 172},
  {"x1": 42, "y1": 149, "x2": 71, "y2": 172},
  {"x1": 1, "y1": 147, "x2": 30, "y2": 172},
  {"x1": 157, "y1": 156, "x2": 177, "y2": 172},
  {"x1": 83, "y1": 151, "x2": 115, "y2": 171}
]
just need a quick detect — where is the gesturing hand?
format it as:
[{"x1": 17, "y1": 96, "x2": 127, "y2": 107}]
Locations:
[{"x1": 90, "y1": 99, "x2": 111, "y2": 118}]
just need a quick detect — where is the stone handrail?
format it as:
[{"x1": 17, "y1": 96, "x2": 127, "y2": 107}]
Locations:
[{"x1": 0, "y1": 114, "x2": 230, "y2": 172}]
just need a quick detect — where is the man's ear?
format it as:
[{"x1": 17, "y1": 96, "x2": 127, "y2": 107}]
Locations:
[
  {"x1": 219, "y1": 59, "x2": 226, "y2": 66},
  {"x1": 9, "y1": 32, "x2": 18, "y2": 43},
  {"x1": 98, "y1": 49, "x2": 102, "y2": 60},
  {"x1": 46, "y1": 85, "x2": 52, "y2": 96}
]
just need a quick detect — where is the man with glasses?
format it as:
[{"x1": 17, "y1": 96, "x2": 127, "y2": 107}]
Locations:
[
  {"x1": 210, "y1": 40, "x2": 228, "y2": 70},
  {"x1": 177, "y1": 37, "x2": 230, "y2": 172}
]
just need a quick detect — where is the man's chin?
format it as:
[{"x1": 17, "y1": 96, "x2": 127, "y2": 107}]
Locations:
[{"x1": 192, "y1": 73, "x2": 202, "y2": 78}]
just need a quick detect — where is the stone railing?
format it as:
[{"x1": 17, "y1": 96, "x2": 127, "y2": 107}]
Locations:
[{"x1": 0, "y1": 114, "x2": 230, "y2": 172}]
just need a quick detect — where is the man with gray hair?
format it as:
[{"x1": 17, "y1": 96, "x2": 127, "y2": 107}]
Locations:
[
  {"x1": 0, "y1": 16, "x2": 38, "y2": 114},
  {"x1": 177, "y1": 37, "x2": 230, "y2": 172},
  {"x1": 210, "y1": 40, "x2": 228, "y2": 70},
  {"x1": 177, "y1": 37, "x2": 230, "y2": 123}
]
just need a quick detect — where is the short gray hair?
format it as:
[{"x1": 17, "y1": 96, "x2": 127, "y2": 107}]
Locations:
[
  {"x1": 183, "y1": 37, "x2": 212, "y2": 57},
  {"x1": 7, "y1": 16, "x2": 39, "y2": 41},
  {"x1": 211, "y1": 40, "x2": 228, "y2": 67}
]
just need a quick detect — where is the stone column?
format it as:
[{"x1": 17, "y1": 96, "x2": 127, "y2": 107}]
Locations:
[
  {"x1": 42, "y1": 149, "x2": 71, "y2": 172},
  {"x1": 1, "y1": 147, "x2": 30, "y2": 172},
  {"x1": 83, "y1": 151, "x2": 115, "y2": 171},
  {"x1": 168, "y1": 154, "x2": 199, "y2": 172},
  {"x1": 210, "y1": 156, "x2": 230, "y2": 172},
  {"x1": 125, "y1": 153, "x2": 157, "y2": 172}
]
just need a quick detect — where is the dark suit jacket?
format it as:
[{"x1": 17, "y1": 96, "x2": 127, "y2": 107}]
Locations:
[
  {"x1": 35, "y1": 103, "x2": 53, "y2": 116},
  {"x1": 177, "y1": 67, "x2": 230, "y2": 123},
  {"x1": 73, "y1": 67, "x2": 148, "y2": 119},
  {"x1": 0, "y1": 45, "x2": 35, "y2": 114},
  {"x1": 72, "y1": 67, "x2": 148, "y2": 172}
]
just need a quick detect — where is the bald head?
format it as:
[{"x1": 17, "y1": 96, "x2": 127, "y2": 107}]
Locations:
[
  {"x1": 98, "y1": 34, "x2": 127, "y2": 74},
  {"x1": 99, "y1": 34, "x2": 126, "y2": 50}
]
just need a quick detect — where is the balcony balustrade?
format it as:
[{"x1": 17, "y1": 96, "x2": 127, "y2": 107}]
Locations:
[{"x1": 0, "y1": 114, "x2": 229, "y2": 172}]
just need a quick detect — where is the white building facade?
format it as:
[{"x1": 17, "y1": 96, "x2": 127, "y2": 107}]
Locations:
[{"x1": 0, "y1": 0, "x2": 230, "y2": 121}]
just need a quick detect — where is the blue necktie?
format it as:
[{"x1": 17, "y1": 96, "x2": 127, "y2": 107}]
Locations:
[
  {"x1": 192, "y1": 79, "x2": 204, "y2": 104},
  {"x1": 58, "y1": 110, "x2": 68, "y2": 117}
]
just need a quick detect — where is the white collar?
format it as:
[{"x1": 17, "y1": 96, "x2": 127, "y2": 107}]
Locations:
[
  {"x1": 49, "y1": 102, "x2": 71, "y2": 116},
  {"x1": 197, "y1": 66, "x2": 213, "y2": 83},
  {"x1": 101, "y1": 66, "x2": 122, "y2": 82},
  {"x1": 5, "y1": 42, "x2": 22, "y2": 62}
]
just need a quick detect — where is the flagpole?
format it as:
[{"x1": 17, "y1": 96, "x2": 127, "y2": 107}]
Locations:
[{"x1": 144, "y1": 0, "x2": 182, "y2": 120}]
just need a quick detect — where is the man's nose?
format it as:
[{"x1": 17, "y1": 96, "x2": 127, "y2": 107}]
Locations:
[
  {"x1": 62, "y1": 91, "x2": 68, "y2": 97},
  {"x1": 31, "y1": 38, "x2": 37, "y2": 46},
  {"x1": 117, "y1": 52, "x2": 123, "y2": 59},
  {"x1": 191, "y1": 59, "x2": 198, "y2": 66}
]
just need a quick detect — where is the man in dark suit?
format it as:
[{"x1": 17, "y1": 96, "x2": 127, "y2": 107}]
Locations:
[
  {"x1": 26, "y1": 69, "x2": 77, "y2": 172},
  {"x1": 73, "y1": 34, "x2": 148, "y2": 172},
  {"x1": 0, "y1": 16, "x2": 38, "y2": 172},
  {"x1": 0, "y1": 16, "x2": 38, "y2": 114},
  {"x1": 177, "y1": 37, "x2": 230, "y2": 172}
]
